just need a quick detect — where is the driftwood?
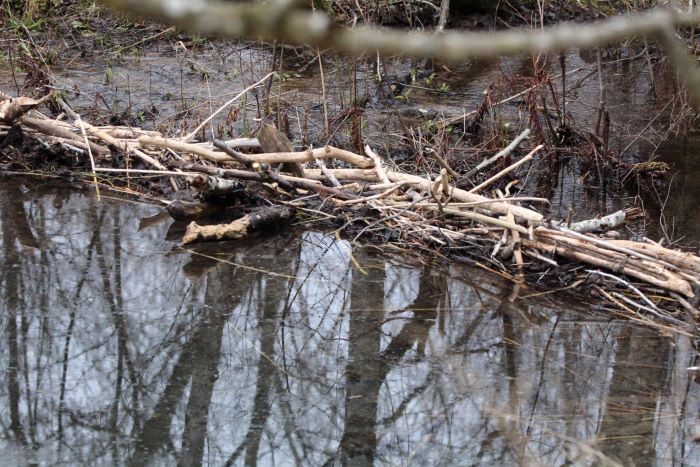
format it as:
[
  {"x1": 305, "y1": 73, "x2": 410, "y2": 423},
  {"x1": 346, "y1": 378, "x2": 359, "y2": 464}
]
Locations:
[{"x1": 182, "y1": 206, "x2": 292, "y2": 244}]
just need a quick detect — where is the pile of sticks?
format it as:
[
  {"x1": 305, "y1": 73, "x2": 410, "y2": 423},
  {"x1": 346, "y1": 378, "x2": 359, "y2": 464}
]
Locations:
[{"x1": 2, "y1": 92, "x2": 699, "y2": 329}]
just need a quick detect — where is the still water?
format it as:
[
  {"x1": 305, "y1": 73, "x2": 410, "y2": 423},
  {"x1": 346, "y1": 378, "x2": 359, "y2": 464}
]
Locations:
[{"x1": 0, "y1": 175, "x2": 698, "y2": 466}]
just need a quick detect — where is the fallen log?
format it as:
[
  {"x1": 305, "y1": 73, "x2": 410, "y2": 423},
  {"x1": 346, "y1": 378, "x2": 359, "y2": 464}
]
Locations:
[{"x1": 182, "y1": 206, "x2": 293, "y2": 244}]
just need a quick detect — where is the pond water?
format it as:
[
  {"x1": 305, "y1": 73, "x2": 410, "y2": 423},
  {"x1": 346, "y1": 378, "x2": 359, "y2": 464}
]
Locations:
[
  {"x1": 3, "y1": 30, "x2": 700, "y2": 466},
  {"x1": 1, "y1": 176, "x2": 699, "y2": 466}
]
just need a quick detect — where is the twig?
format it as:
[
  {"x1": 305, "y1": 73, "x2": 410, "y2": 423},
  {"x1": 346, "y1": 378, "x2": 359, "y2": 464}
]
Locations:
[
  {"x1": 213, "y1": 139, "x2": 255, "y2": 168},
  {"x1": 76, "y1": 117, "x2": 101, "y2": 201},
  {"x1": 468, "y1": 128, "x2": 531, "y2": 176},
  {"x1": 469, "y1": 144, "x2": 544, "y2": 194},
  {"x1": 365, "y1": 145, "x2": 390, "y2": 184},
  {"x1": 425, "y1": 147, "x2": 458, "y2": 178},
  {"x1": 335, "y1": 182, "x2": 409, "y2": 206},
  {"x1": 315, "y1": 157, "x2": 340, "y2": 187},
  {"x1": 181, "y1": 71, "x2": 274, "y2": 142}
]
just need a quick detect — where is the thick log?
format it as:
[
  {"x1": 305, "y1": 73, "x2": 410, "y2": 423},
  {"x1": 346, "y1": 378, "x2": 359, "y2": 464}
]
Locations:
[{"x1": 182, "y1": 206, "x2": 293, "y2": 244}]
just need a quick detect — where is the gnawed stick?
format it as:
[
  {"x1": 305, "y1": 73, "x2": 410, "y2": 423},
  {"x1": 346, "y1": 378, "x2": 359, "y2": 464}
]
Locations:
[
  {"x1": 182, "y1": 206, "x2": 293, "y2": 244},
  {"x1": 315, "y1": 157, "x2": 341, "y2": 187},
  {"x1": 505, "y1": 209, "x2": 525, "y2": 276},
  {"x1": 140, "y1": 135, "x2": 234, "y2": 163},
  {"x1": 213, "y1": 139, "x2": 255, "y2": 168},
  {"x1": 144, "y1": 135, "x2": 374, "y2": 168},
  {"x1": 80, "y1": 120, "x2": 167, "y2": 170},
  {"x1": 526, "y1": 233, "x2": 694, "y2": 297},
  {"x1": 543, "y1": 226, "x2": 696, "y2": 279},
  {"x1": 169, "y1": 160, "x2": 357, "y2": 199},
  {"x1": 468, "y1": 128, "x2": 531, "y2": 176},
  {"x1": 609, "y1": 240, "x2": 700, "y2": 275},
  {"x1": 365, "y1": 145, "x2": 390, "y2": 183},
  {"x1": 403, "y1": 204, "x2": 530, "y2": 235},
  {"x1": 246, "y1": 145, "x2": 373, "y2": 168},
  {"x1": 469, "y1": 144, "x2": 544, "y2": 194}
]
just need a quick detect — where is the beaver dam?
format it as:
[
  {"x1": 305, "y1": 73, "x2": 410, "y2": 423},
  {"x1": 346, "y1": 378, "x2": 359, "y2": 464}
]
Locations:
[
  {"x1": 2, "y1": 66, "x2": 700, "y2": 334},
  {"x1": 5, "y1": 0, "x2": 700, "y2": 461}
]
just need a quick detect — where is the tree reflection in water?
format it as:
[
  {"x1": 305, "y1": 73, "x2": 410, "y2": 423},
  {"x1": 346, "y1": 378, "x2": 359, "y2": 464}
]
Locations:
[{"x1": 0, "y1": 176, "x2": 698, "y2": 466}]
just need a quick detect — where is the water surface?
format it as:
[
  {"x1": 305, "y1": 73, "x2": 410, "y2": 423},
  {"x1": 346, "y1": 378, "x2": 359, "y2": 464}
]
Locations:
[{"x1": 0, "y1": 176, "x2": 698, "y2": 466}]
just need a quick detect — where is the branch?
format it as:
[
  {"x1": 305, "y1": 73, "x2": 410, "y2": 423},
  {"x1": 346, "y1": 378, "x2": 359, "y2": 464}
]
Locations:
[{"x1": 98, "y1": 1, "x2": 700, "y2": 61}]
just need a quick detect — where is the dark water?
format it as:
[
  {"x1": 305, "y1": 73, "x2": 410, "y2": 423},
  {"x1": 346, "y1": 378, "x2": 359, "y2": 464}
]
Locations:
[{"x1": 1, "y1": 176, "x2": 699, "y2": 466}]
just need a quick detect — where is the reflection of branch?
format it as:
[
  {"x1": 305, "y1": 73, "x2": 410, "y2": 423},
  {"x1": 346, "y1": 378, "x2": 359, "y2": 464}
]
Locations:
[
  {"x1": 58, "y1": 218, "x2": 102, "y2": 442},
  {"x1": 2, "y1": 189, "x2": 27, "y2": 445},
  {"x1": 377, "y1": 366, "x2": 439, "y2": 427},
  {"x1": 95, "y1": 209, "x2": 142, "y2": 429}
]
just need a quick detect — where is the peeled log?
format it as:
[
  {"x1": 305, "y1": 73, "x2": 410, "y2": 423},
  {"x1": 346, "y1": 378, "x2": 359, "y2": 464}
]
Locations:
[
  {"x1": 182, "y1": 206, "x2": 292, "y2": 244},
  {"x1": 610, "y1": 240, "x2": 700, "y2": 275},
  {"x1": 527, "y1": 232, "x2": 694, "y2": 298}
]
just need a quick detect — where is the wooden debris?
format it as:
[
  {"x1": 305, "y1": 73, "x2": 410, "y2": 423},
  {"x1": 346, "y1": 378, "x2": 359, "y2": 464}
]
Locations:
[
  {"x1": 3, "y1": 89, "x2": 700, "y2": 329},
  {"x1": 182, "y1": 206, "x2": 292, "y2": 244}
]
